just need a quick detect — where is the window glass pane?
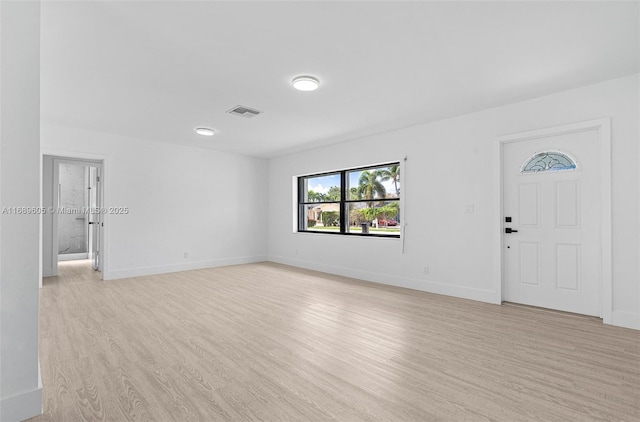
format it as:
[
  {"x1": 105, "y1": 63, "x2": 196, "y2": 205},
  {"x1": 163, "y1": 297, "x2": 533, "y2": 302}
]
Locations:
[
  {"x1": 297, "y1": 162, "x2": 400, "y2": 237},
  {"x1": 302, "y1": 173, "x2": 341, "y2": 202},
  {"x1": 347, "y1": 164, "x2": 400, "y2": 200},
  {"x1": 347, "y1": 201, "x2": 400, "y2": 235},
  {"x1": 521, "y1": 151, "x2": 577, "y2": 173},
  {"x1": 301, "y1": 203, "x2": 341, "y2": 232}
]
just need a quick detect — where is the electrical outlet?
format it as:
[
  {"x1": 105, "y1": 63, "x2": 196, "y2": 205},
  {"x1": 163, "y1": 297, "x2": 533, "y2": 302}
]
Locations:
[
  {"x1": 464, "y1": 204, "x2": 475, "y2": 214},
  {"x1": 183, "y1": 251, "x2": 189, "y2": 258}
]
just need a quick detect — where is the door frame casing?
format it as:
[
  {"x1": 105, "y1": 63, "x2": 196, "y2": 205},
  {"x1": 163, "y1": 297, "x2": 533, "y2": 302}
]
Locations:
[
  {"x1": 493, "y1": 118, "x2": 612, "y2": 323},
  {"x1": 40, "y1": 150, "x2": 108, "y2": 286}
]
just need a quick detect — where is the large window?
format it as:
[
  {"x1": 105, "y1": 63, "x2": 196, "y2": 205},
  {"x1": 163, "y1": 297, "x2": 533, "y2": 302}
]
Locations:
[{"x1": 298, "y1": 162, "x2": 400, "y2": 237}]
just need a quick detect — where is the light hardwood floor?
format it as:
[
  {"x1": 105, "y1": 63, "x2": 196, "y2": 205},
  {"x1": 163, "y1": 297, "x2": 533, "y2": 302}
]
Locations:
[{"x1": 30, "y1": 260, "x2": 639, "y2": 421}]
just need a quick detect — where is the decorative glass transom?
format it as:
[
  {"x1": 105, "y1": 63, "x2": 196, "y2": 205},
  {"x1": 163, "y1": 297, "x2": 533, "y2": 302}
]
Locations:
[{"x1": 521, "y1": 151, "x2": 577, "y2": 174}]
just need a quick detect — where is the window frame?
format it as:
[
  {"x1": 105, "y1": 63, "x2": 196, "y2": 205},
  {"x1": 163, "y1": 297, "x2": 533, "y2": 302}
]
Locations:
[{"x1": 297, "y1": 162, "x2": 401, "y2": 238}]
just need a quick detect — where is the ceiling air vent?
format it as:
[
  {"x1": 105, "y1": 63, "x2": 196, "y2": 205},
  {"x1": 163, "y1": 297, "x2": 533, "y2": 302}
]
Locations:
[{"x1": 226, "y1": 105, "x2": 262, "y2": 119}]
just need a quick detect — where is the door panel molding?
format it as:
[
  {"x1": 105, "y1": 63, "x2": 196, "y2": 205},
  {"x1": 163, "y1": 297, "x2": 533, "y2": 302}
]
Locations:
[
  {"x1": 555, "y1": 180, "x2": 581, "y2": 228},
  {"x1": 518, "y1": 183, "x2": 540, "y2": 227},
  {"x1": 555, "y1": 243, "x2": 581, "y2": 292},
  {"x1": 493, "y1": 118, "x2": 611, "y2": 323},
  {"x1": 519, "y1": 242, "x2": 541, "y2": 286}
]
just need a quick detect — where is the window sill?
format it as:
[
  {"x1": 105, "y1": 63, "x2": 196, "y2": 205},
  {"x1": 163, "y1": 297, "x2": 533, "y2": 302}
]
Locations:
[{"x1": 296, "y1": 230, "x2": 400, "y2": 239}]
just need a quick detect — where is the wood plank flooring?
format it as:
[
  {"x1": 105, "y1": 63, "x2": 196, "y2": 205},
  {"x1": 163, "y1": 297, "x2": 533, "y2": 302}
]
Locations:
[{"x1": 29, "y1": 260, "x2": 639, "y2": 421}]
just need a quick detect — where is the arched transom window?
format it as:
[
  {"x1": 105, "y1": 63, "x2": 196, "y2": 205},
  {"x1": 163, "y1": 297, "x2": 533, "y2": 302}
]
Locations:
[{"x1": 521, "y1": 151, "x2": 577, "y2": 174}]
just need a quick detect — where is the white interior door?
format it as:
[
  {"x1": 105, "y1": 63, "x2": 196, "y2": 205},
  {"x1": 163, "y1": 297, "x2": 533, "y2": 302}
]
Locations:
[
  {"x1": 503, "y1": 129, "x2": 601, "y2": 316},
  {"x1": 90, "y1": 167, "x2": 102, "y2": 271}
]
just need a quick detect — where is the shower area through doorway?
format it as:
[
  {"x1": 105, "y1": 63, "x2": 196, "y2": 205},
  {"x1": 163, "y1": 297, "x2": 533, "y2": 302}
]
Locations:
[{"x1": 57, "y1": 163, "x2": 96, "y2": 261}]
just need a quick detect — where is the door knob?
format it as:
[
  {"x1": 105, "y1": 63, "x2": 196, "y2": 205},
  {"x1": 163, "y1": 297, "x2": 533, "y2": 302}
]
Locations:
[{"x1": 505, "y1": 228, "x2": 518, "y2": 233}]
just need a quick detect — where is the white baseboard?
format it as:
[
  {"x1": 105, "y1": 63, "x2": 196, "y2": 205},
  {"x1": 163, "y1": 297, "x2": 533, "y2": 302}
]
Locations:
[
  {"x1": 0, "y1": 386, "x2": 42, "y2": 422},
  {"x1": 611, "y1": 310, "x2": 640, "y2": 330},
  {"x1": 99, "y1": 254, "x2": 638, "y2": 331},
  {"x1": 268, "y1": 255, "x2": 499, "y2": 304},
  {"x1": 104, "y1": 255, "x2": 268, "y2": 280},
  {"x1": 269, "y1": 255, "x2": 639, "y2": 331}
]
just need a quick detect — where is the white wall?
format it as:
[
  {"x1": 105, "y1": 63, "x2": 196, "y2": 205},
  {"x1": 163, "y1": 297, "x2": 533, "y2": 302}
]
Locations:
[
  {"x1": 268, "y1": 74, "x2": 640, "y2": 330},
  {"x1": 0, "y1": 1, "x2": 43, "y2": 421},
  {"x1": 41, "y1": 125, "x2": 268, "y2": 280}
]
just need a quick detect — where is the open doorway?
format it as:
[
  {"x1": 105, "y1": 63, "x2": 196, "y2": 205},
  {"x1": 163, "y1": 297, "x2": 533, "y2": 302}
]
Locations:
[{"x1": 42, "y1": 156, "x2": 104, "y2": 279}]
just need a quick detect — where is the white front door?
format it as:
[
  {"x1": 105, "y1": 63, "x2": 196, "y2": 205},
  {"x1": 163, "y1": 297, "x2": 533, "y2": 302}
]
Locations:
[{"x1": 503, "y1": 129, "x2": 601, "y2": 316}]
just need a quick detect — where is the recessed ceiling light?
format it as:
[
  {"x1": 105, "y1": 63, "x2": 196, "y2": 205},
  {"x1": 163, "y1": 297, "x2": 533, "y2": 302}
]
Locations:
[
  {"x1": 194, "y1": 127, "x2": 215, "y2": 136},
  {"x1": 292, "y1": 76, "x2": 320, "y2": 91}
]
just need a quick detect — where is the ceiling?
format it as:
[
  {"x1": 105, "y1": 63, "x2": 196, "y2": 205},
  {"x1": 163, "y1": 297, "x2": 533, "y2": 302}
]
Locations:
[{"x1": 41, "y1": 1, "x2": 639, "y2": 158}]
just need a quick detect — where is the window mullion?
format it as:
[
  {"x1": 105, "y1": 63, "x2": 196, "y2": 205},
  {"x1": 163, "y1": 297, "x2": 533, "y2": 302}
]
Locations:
[
  {"x1": 339, "y1": 170, "x2": 346, "y2": 233},
  {"x1": 298, "y1": 177, "x2": 304, "y2": 231}
]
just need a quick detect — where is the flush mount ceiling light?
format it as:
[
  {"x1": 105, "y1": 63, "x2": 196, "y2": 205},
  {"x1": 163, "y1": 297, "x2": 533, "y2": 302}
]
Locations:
[
  {"x1": 194, "y1": 127, "x2": 215, "y2": 136},
  {"x1": 292, "y1": 76, "x2": 320, "y2": 91}
]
